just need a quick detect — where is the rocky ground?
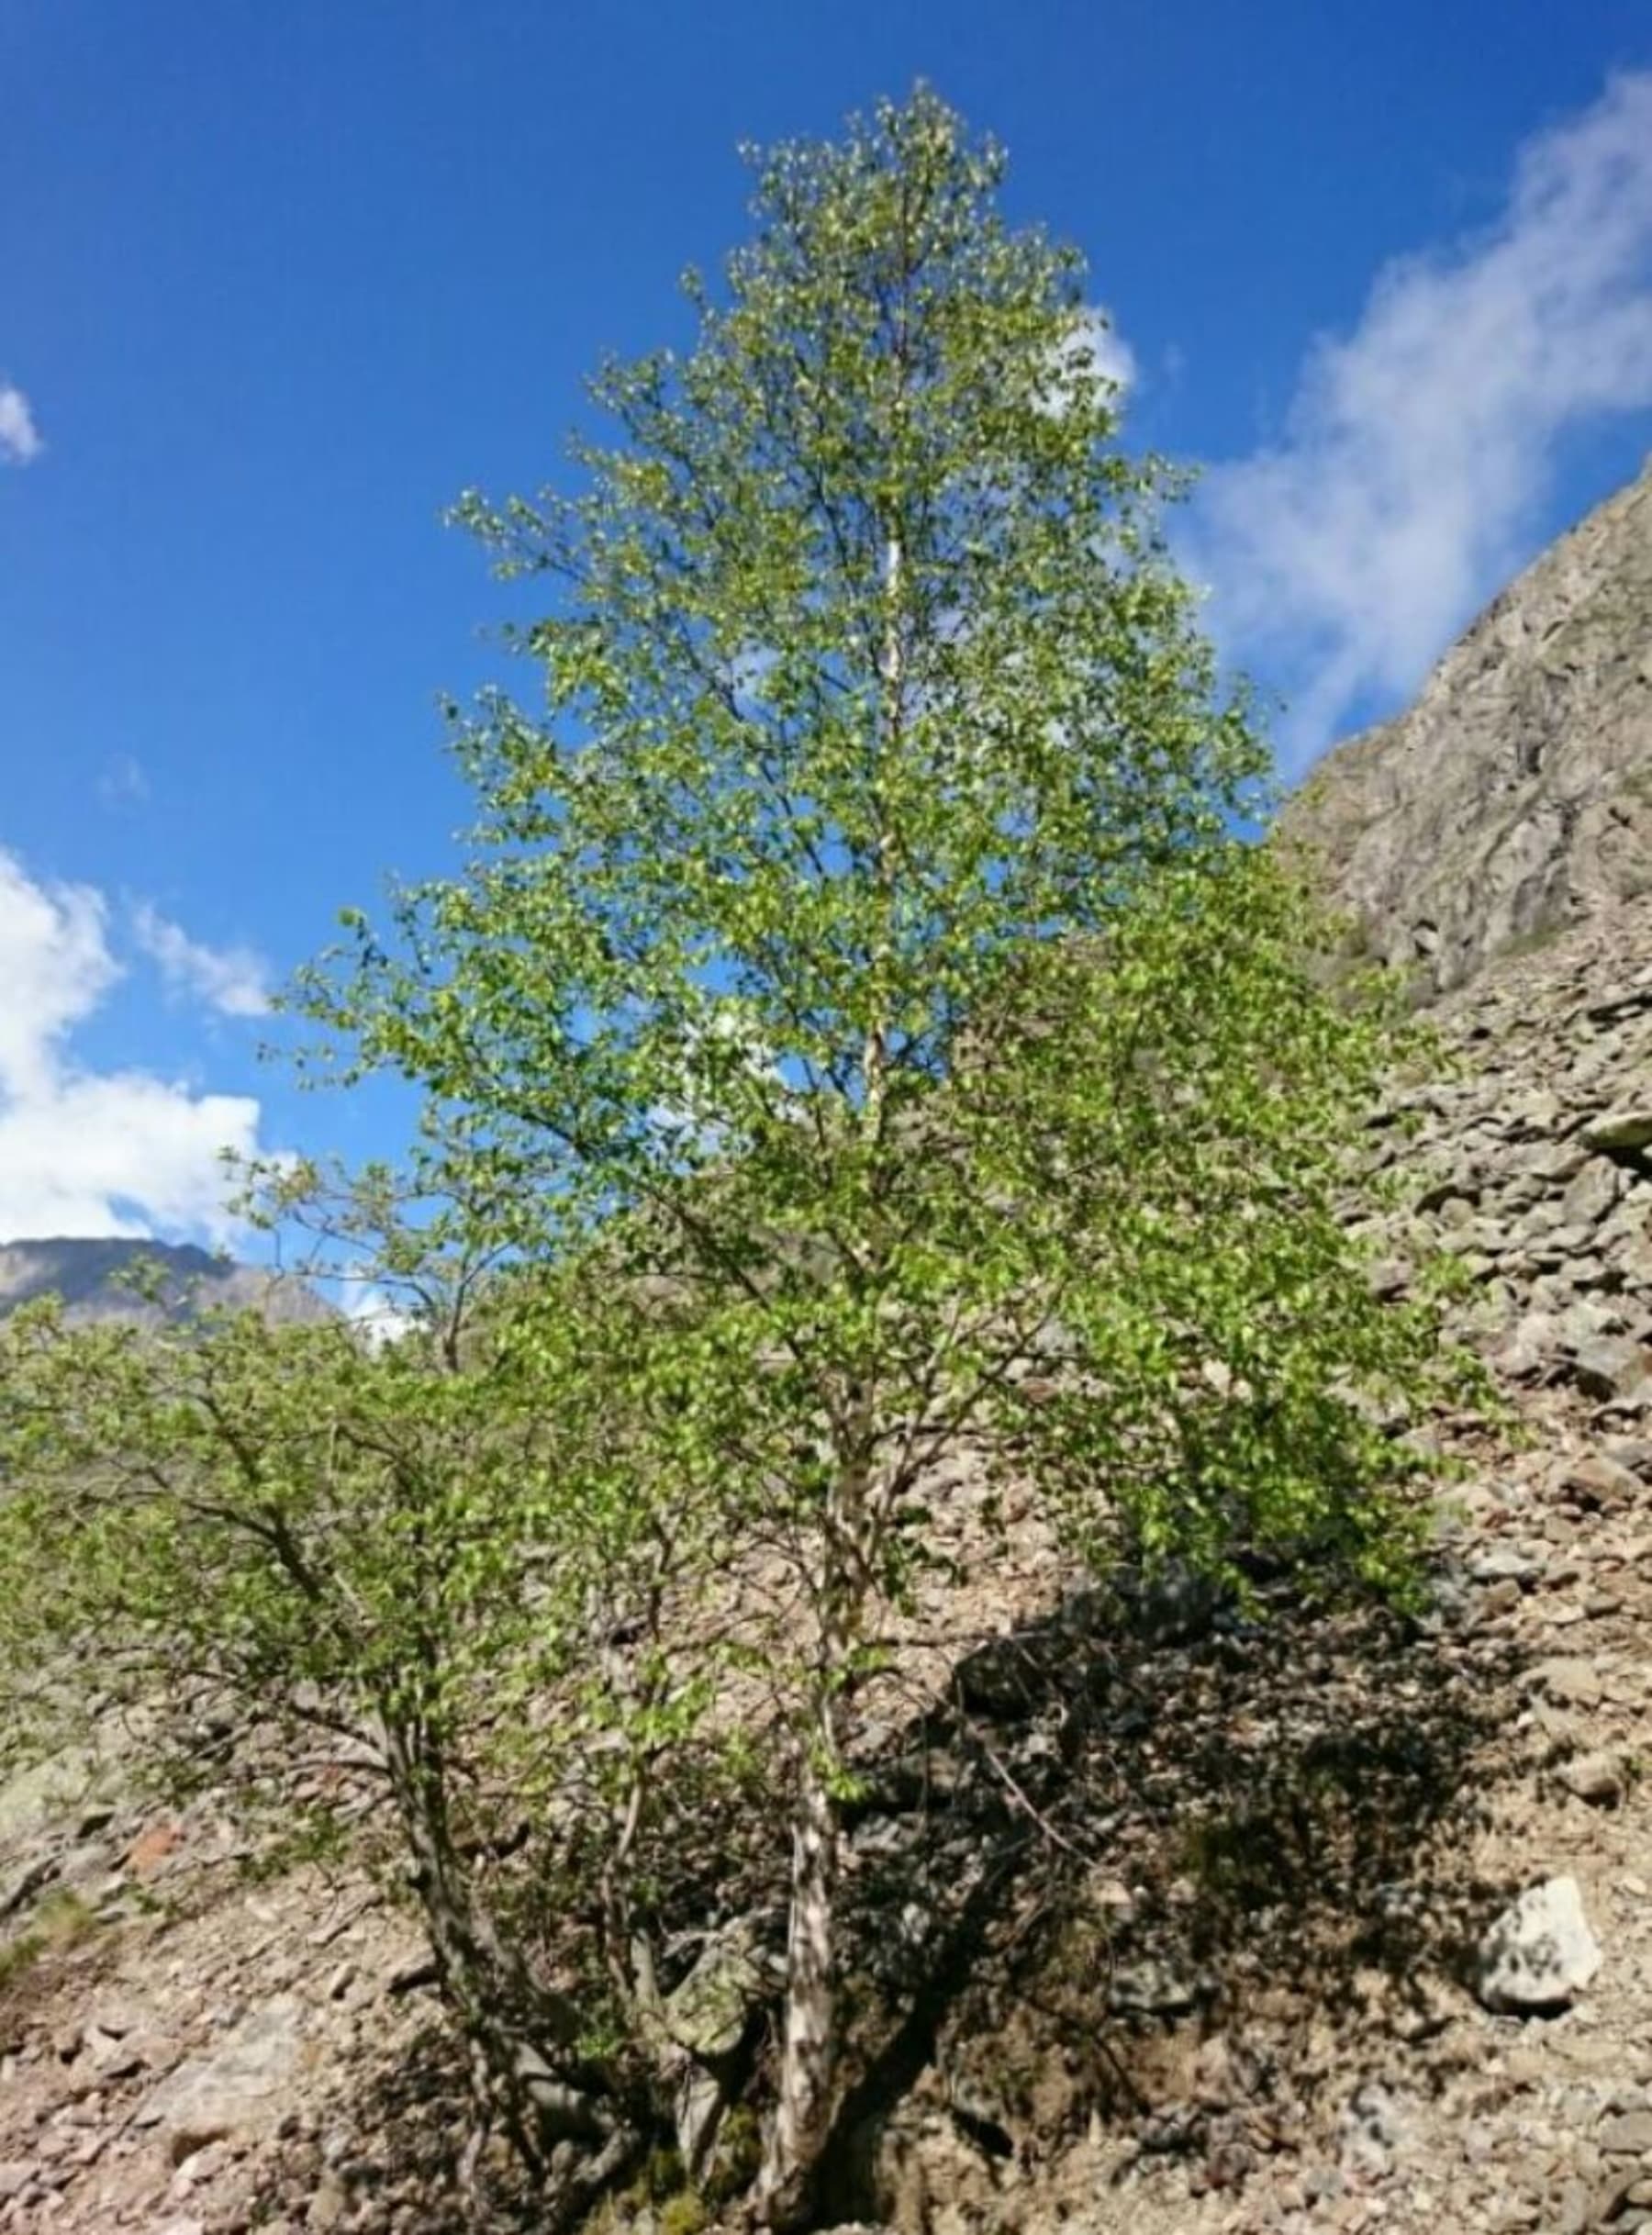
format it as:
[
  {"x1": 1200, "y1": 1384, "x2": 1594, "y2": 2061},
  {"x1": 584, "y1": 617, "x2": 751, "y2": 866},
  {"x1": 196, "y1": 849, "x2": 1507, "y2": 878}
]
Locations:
[{"x1": 1, "y1": 897, "x2": 1649, "y2": 2235}]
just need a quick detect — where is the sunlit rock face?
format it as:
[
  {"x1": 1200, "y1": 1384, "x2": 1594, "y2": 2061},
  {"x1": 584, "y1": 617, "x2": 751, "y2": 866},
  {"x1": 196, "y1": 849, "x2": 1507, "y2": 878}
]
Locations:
[{"x1": 1280, "y1": 459, "x2": 1652, "y2": 995}]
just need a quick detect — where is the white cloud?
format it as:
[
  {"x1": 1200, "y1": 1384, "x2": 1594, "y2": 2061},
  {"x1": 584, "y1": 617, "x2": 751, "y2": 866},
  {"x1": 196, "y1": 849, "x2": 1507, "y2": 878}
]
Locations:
[
  {"x1": 342, "y1": 1278, "x2": 414, "y2": 1349},
  {"x1": 132, "y1": 901, "x2": 272, "y2": 1019},
  {"x1": 0, "y1": 383, "x2": 42, "y2": 465},
  {"x1": 0, "y1": 849, "x2": 262, "y2": 1242},
  {"x1": 1189, "y1": 71, "x2": 1652, "y2": 767}
]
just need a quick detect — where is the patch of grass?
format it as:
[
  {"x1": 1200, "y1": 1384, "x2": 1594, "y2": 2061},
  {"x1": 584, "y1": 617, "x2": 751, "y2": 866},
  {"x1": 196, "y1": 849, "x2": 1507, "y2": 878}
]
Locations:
[
  {"x1": 0, "y1": 1885, "x2": 96, "y2": 1991},
  {"x1": 0, "y1": 1929, "x2": 43, "y2": 1989},
  {"x1": 1497, "y1": 921, "x2": 1568, "y2": 963},
  {"x1": 36, "y1": 1887, "x2": 97, "y2": 1948},
  {"x1": 658, "y1": 2196, "x2": 710, "y2": 2235},
  {"x1": 703, "y1": 2103, "x2": 763, "y2": 2206}
]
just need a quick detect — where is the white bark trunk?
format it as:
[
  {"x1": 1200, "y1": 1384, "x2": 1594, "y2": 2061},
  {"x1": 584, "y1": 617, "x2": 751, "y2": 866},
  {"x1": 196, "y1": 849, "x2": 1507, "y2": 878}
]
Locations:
[
  {"x1": 758, "y1": 508, "x2": 904, "y2": 2225},
  {"x1": 755, "y1": 1740, "x2": 840, "y2": 2226}
]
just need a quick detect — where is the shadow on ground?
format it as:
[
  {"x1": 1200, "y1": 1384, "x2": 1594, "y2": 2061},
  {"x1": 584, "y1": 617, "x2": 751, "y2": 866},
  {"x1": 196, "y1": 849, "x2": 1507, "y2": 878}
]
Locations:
[
  {"x1": 280, "y1": 1563, "x2": 1524, "y2": 2230},
  {"x1": 817, "y1": 1568, "x2": 1524, "y2": 2221}
]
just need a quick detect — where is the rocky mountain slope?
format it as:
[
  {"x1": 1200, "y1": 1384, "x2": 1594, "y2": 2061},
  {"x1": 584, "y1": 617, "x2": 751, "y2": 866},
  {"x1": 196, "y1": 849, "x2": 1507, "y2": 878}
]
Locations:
[
  {"x1": 1278, "y1": 458, "x2": 1652, "y2": 993},
  {"x1": 0, "y1": 478, "x2": 1650, "y2": 2235},
  {"x1": 0, "y1": 1238, "x2": 329, "y2": 1329}
]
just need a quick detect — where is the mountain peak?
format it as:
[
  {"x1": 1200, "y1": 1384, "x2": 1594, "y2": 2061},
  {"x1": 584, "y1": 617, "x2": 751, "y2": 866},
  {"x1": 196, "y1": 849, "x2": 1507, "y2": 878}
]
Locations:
[
  {"x1": 0, "y1": 1235, "x2": 330, "y2": 1326},
  {"x1": 1279, "y1": 458, "x2": 1652, "y2": 992}
]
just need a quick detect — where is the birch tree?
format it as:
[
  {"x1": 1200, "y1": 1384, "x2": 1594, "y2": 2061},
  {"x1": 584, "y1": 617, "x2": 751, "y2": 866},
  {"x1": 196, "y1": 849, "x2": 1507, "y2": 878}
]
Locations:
[{"x1": 296, "y1": 89, "x2": 1452, "y2": 2222}]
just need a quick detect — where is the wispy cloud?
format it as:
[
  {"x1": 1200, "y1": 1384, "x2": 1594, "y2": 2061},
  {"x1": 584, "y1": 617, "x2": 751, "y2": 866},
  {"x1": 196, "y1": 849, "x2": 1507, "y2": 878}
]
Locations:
[
  {"x1": 1189, "y1": 71, "x2": 1652, "y2": 768},
  {"x1": 0, "y1": 382, "x2": 42, "y2": 465},
  {"x1": 96, "y1": 754, "x2": 151, "y2": 810},
  {"x1": 0, "y1": 850, "x2": 262, "y2": 1241},
  {"x1": 132, "y1": 901, "x2": 273, "y2": 1019}
]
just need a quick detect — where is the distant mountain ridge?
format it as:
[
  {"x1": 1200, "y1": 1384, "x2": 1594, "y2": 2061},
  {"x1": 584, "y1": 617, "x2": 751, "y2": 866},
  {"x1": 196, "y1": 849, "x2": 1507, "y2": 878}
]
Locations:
[
  {"x1": 0, "y1": 1236, "x2": 331, "y2": 1327},
  {"x1": 1279, "y1": 456, "x2": 1652, "y2": 993}
]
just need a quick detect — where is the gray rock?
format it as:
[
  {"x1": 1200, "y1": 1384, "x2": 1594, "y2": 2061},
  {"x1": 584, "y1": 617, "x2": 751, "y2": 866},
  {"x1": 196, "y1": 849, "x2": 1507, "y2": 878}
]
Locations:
[
  {"x1": 1469, "y1": 1545, "x2": 1544, "y2": 1585},
  {"x1": 1494, "y1": 1313, "x2": 1564, "y2": 1379},
  {"x1": 0, "y1": 1748, "x2": 97, "y2": 1845},
  {"x1": 1338, "y1": 2081, "x2": 1408, "y2": 2179},
  {"x1": 1532, "y1": 1658, "x2": 1604, "y2": 1708},
  {"x1": 1558, "y1": 1750, "x2": 1624, "y2": 1805},
  {"x1": 1278, "y1": 463, "x2": 1652, "y2": 993},
  {"x1": 1573, "y1": 1336, "x2": 1648, "y2": 1401},
  {"x1": 135, "y1": 1994, "x2": 305, "y2": 2150},
  {"x1": 664, "y1": 1917, "x2": 766, "y2": 2062},
  {"x1": 306, "y1": 2170, "x2": 351, "y2": 2230},
  {"x1": 1561, "y1": 1452, "x2": 1643, "y2": 1507},
  {"x1": 1602, "y1": 2111, "x2": 1652, "y2": 2156},
  {"x1": 1585, "y1": 1108, "x2": 1652, "y2": 1154},
  {"x1": 1477, "y1": 1875, "x2": 1602, "y2": 2011},
  {"x1": 1561, "y1": 1159, "x2": 1623, "y2": 1231},
  {"x1": 1109, "y1": 1958, "x2": 1202, "y2": 2016}
]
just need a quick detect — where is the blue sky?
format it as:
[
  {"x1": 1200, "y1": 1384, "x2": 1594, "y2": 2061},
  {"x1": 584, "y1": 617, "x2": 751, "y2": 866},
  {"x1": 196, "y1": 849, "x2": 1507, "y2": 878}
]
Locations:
[{"x1": 4, "y1": 1, "x2": 1652, "y2": 1245}]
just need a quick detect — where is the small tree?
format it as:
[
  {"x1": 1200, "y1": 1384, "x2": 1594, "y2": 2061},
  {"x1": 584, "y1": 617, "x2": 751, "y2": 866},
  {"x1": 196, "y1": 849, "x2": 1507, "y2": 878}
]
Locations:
[
  {"x1": 0, "y1": 1160, "x2": 743, "y2": 2218},
  {"x1": 297, "y1": 87, "x2": 1454, "y2": 2222}
]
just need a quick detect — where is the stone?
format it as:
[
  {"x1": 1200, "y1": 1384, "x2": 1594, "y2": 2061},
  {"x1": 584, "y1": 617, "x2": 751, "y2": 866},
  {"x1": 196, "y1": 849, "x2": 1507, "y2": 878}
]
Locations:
[
  {"x1": 1338, "y1": 2081, "x2": 1407, "y2": 2178},
  {"x1": 1562, "y1": 1159, "x2": 1623, "y2": 1230},
  {"x1": 1478, "y1": 1876, "x2": 1602, "y2": 2012},
  {"x1": 1602, "y1": 2111, "x2": 1652, "y2": 2156},
  {"x1": 1561, "y1": 1453, "x2": 1643, "y2": 1509},
  {"x1": 0, "y1": 1749, "x2": 97, "y2": 1844},
  {"x1": 1494, "y1": 1314, "x2": 1563, "y2": 1379},
  {"x1": 136, "y1": 1995, "x2": 305, "y2": 2151},
  {"x1": 306, "y1": 2168, "x2": 350, "y2": 2229},
  {"x1": 1532, "y1": 1658, "x2": 1603, "y2": 1709},
  {"x1": 124, "y1": 1821, "x2": 184, "y2": 1875},
  {"x1": 1572, "y1": 1336, "x2": 1646, "y2": 1402},
  {"x1": 664, "y1": 1916, "x2": 767, "y2": 2062},
  {"x1": 1585, "y1": 1108, "x2": 1652, "y2": 1154},
  {"x1": 1558, "y1": 1750, "x2": 1624, "y2": 1805},
  {"x1": 1470, "y1": 1546, "x2": 1544, "y2": 1585},
  {"x1": 1109, "y1": 1958, "x2": 1202, "y2": 2016},
  {"x1": 1478, "y1": 1578, "x2": 1523, "y2": 1619}
]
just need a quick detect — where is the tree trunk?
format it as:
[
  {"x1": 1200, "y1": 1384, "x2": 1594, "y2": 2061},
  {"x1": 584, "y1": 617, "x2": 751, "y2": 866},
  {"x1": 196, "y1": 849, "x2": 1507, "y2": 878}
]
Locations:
[
  {"x1": 754, "y1": 1742, "x2": 840, "y2": 2227},
  {"x1": 380, "y1": 1715, "x2": 633, "y2": 2202},
  {"x1": 757, "y1": 500, "x2": 902, "y2": 2226}
]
